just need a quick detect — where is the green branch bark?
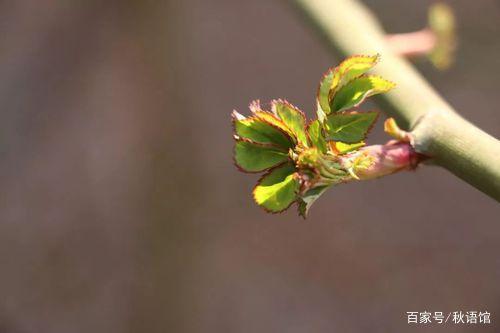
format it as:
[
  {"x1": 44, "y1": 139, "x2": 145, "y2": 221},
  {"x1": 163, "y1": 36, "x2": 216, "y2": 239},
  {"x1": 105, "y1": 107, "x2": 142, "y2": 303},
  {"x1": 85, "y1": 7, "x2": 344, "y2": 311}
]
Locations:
[{"x1": 292, "y1": 0, "x2": 500, "y2": 201}]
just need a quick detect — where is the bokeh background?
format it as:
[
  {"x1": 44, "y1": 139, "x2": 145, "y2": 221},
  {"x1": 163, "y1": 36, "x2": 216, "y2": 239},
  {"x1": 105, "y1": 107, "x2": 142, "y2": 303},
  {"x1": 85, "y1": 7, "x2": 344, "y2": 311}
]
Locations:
[{"x1": 0, "y1": 1, "x2": 499, "y2": 332}]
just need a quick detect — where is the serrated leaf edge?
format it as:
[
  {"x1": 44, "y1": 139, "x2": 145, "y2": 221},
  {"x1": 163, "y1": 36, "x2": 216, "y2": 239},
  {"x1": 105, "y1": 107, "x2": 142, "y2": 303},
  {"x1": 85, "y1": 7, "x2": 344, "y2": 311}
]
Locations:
[
  {"x1": 271, "y1": 98, "x2": 309, "y2": 146},
  {"x1": 271, "y1": 99, "x2": 307, "y2": 124},
  {"x1": 335, "y1": 54, "x2": 380, "y2": 83},
  {"x1": 232, "y1": 137, "x2": 290, "y2": 174},
  {"x1": 330, "y1": 74, "x2": 396, "y2": 112},
  {"x1": 251, "y1": 162, "x2": 299, "y2": 214},
  {"x1": 316, "y1": 66, "x2": 339, "y2": 117},
  {"x1": 317, "y1": 54, "x2": 381, "y2": 116},
  {"x1": 231, "y1": 110, "x2": 295, "y2": 148},
  {"x1": 325, "y1": 110, "x2": 380, "y2": 144}
]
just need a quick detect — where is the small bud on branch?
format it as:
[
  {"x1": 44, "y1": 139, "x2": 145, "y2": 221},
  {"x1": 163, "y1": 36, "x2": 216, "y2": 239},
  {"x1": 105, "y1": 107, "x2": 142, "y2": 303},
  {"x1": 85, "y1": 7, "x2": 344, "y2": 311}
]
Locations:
[{"x1": 341, "y1": 141, "x2": 420, "y2": 180}]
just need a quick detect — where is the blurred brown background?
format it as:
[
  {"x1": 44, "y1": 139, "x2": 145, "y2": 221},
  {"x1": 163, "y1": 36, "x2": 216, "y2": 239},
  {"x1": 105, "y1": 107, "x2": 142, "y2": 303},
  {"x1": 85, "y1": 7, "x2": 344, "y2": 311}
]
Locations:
[{"x1": 0, "y1": 1, "x2": 499, "y2": 332}]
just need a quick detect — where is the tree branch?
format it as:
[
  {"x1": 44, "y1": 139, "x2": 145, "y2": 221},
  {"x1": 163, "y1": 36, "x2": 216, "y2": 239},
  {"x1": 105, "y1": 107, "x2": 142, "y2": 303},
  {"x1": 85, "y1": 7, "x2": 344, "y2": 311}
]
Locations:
[{"x1": 292, "y1": 0, "x2": 500, "y2": 201}]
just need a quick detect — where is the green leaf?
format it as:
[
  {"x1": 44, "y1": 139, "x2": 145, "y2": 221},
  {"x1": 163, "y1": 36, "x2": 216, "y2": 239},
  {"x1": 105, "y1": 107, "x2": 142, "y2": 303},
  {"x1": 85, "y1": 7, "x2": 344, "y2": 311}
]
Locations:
[
  {"x1": 252, "y1": 110, "x2": 296, "y2": 142},
  {"x1": 330, "y1": 75, "x2": 395, "y2": 112},
  {"x1": 233, "y1": 111, "x2": 293, "y2": 149},
  {"x1": 234, "y1": 139, "x2": 289, "y2": 173},
  {"x1": 317, "y1": 55, "x2": 379, "y2": 118},
  {"x1": 298, "y1": 186, "x2": 329, "y2": 218},
  {"x1": 331, "y1": 54, "x2": 379, "y2": 92},
  {"x1": 248, "y1": 100, "x2": 297, "y2": 141},
  {"x1": 307, "y1": 120, "x2": 327, "y2": 154},
  {"x1": 317, "y1": 68, "x2": 335, "y2": 118},
  {"x1": 325, "y1": 111, "x2": 379, "y2": 144},
  {"x1": 253, "y1": 162, "x2": 299, "y2": 213},
  {"x1": 334, "y1": 141, "x2": 366, "y2": 154},
  {"x1": 272, "y1": 100, "x2": 308, "y2": 146}
]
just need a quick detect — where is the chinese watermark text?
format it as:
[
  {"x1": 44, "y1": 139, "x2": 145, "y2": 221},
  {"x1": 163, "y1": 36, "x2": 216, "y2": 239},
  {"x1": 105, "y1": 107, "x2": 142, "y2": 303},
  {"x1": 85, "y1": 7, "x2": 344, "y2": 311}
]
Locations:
[{"x1": 406, "y1": 311, "x2": 490, "y2": 325}]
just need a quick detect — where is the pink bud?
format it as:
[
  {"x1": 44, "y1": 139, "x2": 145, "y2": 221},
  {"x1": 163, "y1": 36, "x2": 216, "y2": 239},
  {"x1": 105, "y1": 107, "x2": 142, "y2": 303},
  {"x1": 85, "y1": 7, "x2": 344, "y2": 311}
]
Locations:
[{"x1": 342, "y1": 141, "x2": 422, "y2": 180}]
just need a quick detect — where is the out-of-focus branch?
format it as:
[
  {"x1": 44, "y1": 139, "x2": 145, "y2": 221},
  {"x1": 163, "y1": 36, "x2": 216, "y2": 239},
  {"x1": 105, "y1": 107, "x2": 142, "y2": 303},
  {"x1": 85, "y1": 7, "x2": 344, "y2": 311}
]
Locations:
[
  {"x1": 292, "y1": 0, "x2": 500, "y2": 201},
  {"x1": 386, "y1": 29, "x2": 436, "y2": 58}
]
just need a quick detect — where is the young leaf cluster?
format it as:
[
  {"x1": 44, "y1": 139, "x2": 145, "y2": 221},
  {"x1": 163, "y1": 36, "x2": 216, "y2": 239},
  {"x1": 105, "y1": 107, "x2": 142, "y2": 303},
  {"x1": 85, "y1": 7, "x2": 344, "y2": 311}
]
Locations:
[{"x1": 233, "y1": 55, "x2": 396, "y2": 217}]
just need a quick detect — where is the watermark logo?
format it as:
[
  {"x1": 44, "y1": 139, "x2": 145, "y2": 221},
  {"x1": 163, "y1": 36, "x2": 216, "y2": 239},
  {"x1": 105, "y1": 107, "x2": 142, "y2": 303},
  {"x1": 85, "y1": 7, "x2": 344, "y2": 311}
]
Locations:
[{"x1": 406, "y1": 311, "x2": 490, "y2": 325}]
